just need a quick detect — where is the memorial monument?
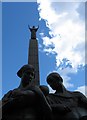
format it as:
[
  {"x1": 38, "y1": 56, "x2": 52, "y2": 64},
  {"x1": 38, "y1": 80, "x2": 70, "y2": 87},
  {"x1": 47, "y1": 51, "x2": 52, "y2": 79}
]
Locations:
[
  {"x1": 28, "y1": 25, "x2": 40, "y2": 86},
  {"x1": 1, "y1": 26, "x2": 52, "y2": 120},
  {"x1": 1, "y1": 26, "x2": 87, "y2": 120}
]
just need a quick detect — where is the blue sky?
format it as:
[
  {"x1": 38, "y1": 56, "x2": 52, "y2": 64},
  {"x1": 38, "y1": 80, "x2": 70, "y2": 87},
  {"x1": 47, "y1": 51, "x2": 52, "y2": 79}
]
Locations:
[
  {"x1": 0, "y1": 2, "x2": 2, "y2": 99},
  {"x1": 1, "y1": 1, "x2": 86, "y2": 99}
]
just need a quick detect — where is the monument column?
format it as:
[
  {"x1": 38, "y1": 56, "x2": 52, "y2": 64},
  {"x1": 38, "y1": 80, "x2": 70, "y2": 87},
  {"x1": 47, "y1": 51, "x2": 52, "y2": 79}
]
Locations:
[{"x1": 28, "y1": 26, "x2": 40, "y2": 86}]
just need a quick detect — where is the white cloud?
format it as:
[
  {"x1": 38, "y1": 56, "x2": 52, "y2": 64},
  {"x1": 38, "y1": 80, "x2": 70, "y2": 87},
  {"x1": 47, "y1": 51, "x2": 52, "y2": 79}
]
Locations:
[
  {"x1": 57, "y1": 67, "x2": 77, "y2": 88},
  {"x1": 37, "y1": 1, "x2": 85, "y2": 88}
]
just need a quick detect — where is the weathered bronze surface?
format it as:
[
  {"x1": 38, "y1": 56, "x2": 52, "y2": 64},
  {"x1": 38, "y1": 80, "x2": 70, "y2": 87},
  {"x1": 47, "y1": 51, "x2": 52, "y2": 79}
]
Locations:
[
  {"x1": 1, "y1": 69, "x2": 87, "y2": 120},
  {"x1": 2, "y1": 65, "x2": 51, "y2": 120},
  {"x1": 46, "y1": 72, "x2": 87, "y2": 120}
]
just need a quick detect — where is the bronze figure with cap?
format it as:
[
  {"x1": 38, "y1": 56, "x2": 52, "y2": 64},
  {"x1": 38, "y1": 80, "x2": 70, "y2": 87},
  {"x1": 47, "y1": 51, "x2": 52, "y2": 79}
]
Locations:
[
  {"x1": 2, "y1": 64, "x2": 52, "y2": 120},
  {"x1": 46, "y1": 72, "x2": 87, "y2": 120}
]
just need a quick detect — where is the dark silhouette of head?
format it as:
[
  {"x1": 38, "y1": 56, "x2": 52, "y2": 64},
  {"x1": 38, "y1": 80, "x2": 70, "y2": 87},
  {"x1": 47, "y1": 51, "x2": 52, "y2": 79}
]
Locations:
[
  {"x1": 46, "y1": 72, "x2": 63, "y2": 90},
  {"x1": 17, "y1": 64, "x2": 35, "y2": 87},
  {"x1": 17, "y1": 64, "x2": 34, "y2": 78},
  {"x1": 33, "y1": 26, "x2": 35, "y2": 28}
]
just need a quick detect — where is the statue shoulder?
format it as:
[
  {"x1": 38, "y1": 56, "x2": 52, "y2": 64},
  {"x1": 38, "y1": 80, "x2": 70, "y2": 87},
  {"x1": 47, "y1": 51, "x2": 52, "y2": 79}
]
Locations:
[
  {"x1": 2, "y1": 90, "x2": 13, "y2": 99},
  {"x1": 46, "y1": 93, "x2": 55, "y2": 100},
  {"x1": 73, "y1": 91, "x2": 81, "y2": 95},
  {"x1": 72, "y1": 91, "x2": 87, "y2": 99}
]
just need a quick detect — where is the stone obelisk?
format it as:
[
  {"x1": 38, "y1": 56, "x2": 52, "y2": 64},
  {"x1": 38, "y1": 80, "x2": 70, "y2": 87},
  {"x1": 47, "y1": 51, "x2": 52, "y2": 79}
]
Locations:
[{"x1": 28, "y1": 26, "x2": 40, "y2": 86}]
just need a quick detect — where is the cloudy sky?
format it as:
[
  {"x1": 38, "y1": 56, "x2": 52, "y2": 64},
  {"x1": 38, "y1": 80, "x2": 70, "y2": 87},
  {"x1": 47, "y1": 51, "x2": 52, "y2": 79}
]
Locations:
[
  {"x1": 1, "y1": 0, "x2": 87, "y2": 99},
  {"x1": 37, "y1": 0, "x2": 86, "y2": 92}
]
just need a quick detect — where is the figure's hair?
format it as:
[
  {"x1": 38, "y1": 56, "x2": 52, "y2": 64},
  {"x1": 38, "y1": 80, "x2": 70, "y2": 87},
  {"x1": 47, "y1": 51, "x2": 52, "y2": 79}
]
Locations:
[
  {"x1": 46, "y1": 72, "x2": 63, "y2": 84},
  {"x1": 17, "y1": 64, "x2": 34, "y2": 78}
]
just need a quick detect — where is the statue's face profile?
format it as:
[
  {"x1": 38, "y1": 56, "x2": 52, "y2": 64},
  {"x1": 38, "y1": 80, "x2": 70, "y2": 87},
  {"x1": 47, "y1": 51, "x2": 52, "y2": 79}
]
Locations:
[
  {"x1": 47, "y1": 73, "x2": 63, "y2": 90},
  {"x1": 48, "y1": 79, "x2": 62, "y2": 90},
  {"x1": 21, "y1": 70, "x2": 35, "y2": 86}
]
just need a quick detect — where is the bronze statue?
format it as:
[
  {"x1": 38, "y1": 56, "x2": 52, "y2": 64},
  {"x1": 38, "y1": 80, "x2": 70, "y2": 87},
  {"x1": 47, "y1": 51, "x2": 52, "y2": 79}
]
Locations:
[
  {"x1": 2, "y1": 66, "x2": 87, "y2": 120},
  {"x1": 29, "y1": 25, "x2": 39, "y2": 39},
  {"x1": 2, "y1": 64, "x2": 52, "y2": 120},
  {"x1": 46, "y1": 72, "x2": 87, "y2": 120}
]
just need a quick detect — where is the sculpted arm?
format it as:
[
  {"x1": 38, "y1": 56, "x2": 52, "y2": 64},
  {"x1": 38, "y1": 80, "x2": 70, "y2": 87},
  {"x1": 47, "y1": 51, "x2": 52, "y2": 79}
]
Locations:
[
  {"x1": 28, "y1": 25, "x2": 32, "y2": 31},
  {"x1": 2, "y1": 90, "x2": 13, "y2": 103},
  {"x1": 32, "y1": 86, "x2": 52, "y2": 112},
  {"x1": 11, "y1": 89, "x2": 36, "y2": 99}
]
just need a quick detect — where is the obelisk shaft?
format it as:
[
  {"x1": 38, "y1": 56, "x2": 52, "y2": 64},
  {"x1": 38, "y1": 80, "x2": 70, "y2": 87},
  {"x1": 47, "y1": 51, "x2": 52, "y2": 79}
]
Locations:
[{"x1": 28, "y1": 26, "x2": 40, "y2": 86}]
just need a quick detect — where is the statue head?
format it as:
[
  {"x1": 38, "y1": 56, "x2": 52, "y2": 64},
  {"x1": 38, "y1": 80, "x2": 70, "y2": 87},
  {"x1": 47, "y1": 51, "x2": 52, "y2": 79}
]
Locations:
[
  {"x1": 46, "y1": 72, "x2": 63, "y2": 90},
  {"x1": 17, "y1": 64, "x2": 35, "y2": 87},
  {"x1": 33, "y1": 26, "x2": 35, "y2": 28}
]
